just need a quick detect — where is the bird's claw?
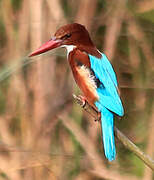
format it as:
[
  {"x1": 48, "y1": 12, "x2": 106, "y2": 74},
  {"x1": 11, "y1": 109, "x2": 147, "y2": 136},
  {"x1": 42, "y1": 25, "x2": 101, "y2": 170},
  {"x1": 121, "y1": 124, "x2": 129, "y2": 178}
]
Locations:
[
  {"x1": 78, "y1": 95, "x2": 87, "y2": 108},
  {"x1": 73, "y1": 94, "x2": 87, "y2": 108},
  {"x1": 95, "y1": 112, "x2": 101, "y2": 122}
]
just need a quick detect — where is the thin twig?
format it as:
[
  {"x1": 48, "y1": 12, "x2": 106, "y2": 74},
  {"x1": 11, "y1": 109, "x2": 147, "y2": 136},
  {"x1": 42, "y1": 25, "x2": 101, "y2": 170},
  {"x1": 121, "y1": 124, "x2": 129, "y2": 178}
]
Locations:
[{"x1": 73, "y1": 95, "x2": 154, "y2": 171}]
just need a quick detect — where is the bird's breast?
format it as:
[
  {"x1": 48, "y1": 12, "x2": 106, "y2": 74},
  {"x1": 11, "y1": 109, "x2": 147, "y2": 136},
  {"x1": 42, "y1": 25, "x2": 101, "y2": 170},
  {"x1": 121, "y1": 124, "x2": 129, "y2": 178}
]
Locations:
[
  {"x1": 68, "y1": 48, "x2": 100, "y2": 106},
  {"x1": 73, "y1": 65, "x2": 99, "y2": 105}
]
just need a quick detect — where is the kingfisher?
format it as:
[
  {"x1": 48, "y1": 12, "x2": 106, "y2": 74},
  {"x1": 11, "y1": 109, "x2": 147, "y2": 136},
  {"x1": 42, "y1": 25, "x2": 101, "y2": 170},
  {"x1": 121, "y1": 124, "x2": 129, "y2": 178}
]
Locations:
[{"x1": 29, "y1": 23, "x2": 124, "y2": 161}]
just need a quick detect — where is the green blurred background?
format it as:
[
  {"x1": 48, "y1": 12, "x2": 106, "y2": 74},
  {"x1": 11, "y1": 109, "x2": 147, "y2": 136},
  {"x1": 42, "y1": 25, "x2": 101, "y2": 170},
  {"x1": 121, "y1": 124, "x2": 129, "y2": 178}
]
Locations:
[{"x1": 0, "y1": 0, "x2": 154, "y2": 179}]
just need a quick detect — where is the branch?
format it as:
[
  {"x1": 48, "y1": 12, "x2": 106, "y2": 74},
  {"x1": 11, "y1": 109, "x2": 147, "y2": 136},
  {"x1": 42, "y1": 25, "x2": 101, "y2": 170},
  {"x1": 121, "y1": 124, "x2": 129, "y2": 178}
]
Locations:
[{"x1": 73, "y1": 95, "x2": 154, "y2": 170}]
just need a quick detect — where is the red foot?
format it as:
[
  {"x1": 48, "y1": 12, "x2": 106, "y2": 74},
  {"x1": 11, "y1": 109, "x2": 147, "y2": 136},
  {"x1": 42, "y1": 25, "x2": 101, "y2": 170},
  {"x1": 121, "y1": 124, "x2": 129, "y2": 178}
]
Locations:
[
  {"x1": 78, "y1": 95, "x2": 87, "y2": 108},
  {"x1": 95, "y1": 112, "x2": 101, "y2": 122}
]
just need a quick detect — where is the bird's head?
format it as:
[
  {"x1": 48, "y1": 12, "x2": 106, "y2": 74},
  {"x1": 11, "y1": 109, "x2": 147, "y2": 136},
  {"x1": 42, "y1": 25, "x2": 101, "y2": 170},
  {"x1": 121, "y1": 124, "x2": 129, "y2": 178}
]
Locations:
[{"x1": 29, "y1": 23, "x2": 97, "y2": 57}]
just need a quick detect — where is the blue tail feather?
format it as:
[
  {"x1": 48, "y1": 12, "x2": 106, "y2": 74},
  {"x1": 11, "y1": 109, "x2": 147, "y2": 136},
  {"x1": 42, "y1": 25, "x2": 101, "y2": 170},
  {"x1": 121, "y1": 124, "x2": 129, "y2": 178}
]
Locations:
[{"x1": 96, "y1": 103, "x2": 116, "y2": 161}]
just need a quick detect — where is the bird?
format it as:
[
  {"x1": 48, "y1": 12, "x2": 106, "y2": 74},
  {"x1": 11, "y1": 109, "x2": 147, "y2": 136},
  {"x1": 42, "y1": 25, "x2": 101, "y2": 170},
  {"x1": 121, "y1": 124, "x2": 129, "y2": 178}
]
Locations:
[{"x1": 29, "y1": 23, "x2": 124, "y2": 161}]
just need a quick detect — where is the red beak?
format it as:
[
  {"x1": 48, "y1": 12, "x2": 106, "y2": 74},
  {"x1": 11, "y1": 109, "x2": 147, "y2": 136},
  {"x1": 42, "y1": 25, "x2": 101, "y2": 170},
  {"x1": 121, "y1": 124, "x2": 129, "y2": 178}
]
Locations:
[{"x1": 29, "y1": 37, "x2": 62, "y2": 57}]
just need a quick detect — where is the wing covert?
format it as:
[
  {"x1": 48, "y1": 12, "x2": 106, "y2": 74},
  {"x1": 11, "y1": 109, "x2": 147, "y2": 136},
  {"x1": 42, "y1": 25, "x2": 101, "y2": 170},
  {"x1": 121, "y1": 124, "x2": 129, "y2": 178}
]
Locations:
[{"x1": 89, "y1": 53, "x2": 124, "y2": 116}]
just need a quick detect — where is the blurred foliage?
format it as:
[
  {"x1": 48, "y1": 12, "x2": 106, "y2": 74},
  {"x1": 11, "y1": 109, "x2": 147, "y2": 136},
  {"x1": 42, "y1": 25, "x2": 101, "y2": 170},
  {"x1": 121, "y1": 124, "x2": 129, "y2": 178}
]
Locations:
[
  {"x1": 0, "y1": 20, "x2": 6, "y2": 48},
  {"x1": 11, "y1": 0, "x2": 22, "y2": 11},
  {"x1": 138, "y1": 10, "x2": 154, "y2": 24}
]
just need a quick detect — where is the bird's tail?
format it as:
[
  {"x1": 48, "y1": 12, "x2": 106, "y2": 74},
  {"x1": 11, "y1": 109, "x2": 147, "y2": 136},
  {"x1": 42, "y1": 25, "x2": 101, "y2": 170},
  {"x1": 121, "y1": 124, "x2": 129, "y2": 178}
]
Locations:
[{"x1": 100, "y1": 107, "x2": 116, "y2": 161}]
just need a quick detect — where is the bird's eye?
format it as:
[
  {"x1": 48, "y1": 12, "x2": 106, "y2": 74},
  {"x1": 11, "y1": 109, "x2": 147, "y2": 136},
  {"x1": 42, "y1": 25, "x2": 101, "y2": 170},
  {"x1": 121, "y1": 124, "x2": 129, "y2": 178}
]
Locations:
[
  {"x1": 61, "y1": 33, "x2": 71, "y2": 40},
  {"x1": 65, "y1": 33, "x2": 71, "y2": 38}
]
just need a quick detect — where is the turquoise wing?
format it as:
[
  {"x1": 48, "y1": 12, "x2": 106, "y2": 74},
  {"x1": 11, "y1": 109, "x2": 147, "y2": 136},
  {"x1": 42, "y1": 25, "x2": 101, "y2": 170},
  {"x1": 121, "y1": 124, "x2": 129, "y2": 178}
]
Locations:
[{"x1": 89, "y1": 53, "x2": 124, "y2": 116}]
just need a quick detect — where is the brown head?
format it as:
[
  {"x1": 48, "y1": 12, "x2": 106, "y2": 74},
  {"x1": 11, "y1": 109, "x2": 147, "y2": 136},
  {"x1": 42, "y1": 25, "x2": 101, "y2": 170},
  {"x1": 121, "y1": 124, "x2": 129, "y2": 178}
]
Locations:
[{"x1": 29, "y1": 23, "x2": 101, "y2": 58}]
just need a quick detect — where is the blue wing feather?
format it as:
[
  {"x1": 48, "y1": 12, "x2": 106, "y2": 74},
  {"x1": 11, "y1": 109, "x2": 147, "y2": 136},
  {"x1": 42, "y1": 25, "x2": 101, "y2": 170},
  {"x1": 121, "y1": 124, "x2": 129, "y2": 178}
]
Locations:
[
  {"x1": 89, "y1": 53, "x2": 124, "y2": 116},
  {"x1": 89, "y1": 52, "x2": 124, "y2": 161}
]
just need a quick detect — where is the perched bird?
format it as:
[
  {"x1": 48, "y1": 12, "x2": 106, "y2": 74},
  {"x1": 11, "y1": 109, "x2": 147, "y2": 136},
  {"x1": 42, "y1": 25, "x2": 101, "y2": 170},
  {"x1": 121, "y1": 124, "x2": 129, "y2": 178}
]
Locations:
[{"x1": 29, "y1": 23, "x2": 124, "y2": 161}]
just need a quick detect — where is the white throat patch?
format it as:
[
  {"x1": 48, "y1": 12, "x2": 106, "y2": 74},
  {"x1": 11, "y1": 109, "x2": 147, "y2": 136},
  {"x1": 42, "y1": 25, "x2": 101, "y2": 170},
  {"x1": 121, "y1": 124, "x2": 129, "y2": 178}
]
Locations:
[{"x1": 61, "y1": 45, "x2": 76, "y2": 57}]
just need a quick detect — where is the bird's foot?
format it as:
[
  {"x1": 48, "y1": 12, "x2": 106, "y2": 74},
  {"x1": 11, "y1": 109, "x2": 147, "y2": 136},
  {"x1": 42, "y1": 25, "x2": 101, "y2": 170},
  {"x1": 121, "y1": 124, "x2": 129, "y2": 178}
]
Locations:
[
  {"x1": 73, "y1": 94, "x2": 87, "y2": 108},
  {"x1": 95, "y1": 112, "x2": 101, "y2": 122},
  {"x1": 78, "y1": 95, "x2": 87, "y2": 108}
]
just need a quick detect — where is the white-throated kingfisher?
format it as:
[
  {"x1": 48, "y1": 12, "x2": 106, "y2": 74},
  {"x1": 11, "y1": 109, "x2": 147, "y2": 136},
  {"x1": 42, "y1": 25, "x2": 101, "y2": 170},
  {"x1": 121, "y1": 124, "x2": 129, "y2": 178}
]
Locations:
[{"x1": 29, "y1": 23, "x2": 124, "y2": 161}]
